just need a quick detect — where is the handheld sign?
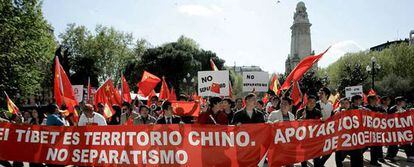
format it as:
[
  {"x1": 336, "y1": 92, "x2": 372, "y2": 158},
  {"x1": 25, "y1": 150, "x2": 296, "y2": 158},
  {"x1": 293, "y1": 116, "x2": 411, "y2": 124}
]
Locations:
[
  {"x1": 345, "y1": 85, "x2": 363, "y2": 99},
  {"x1": 198, "y1": 71, "x2": 229, "y2": 97},
  {"x1": 72, "y1": 85, "x2": 84, "y2": 102},
  {"x1": 242, "y1": 72, "x2": 269, "y2": 92}
]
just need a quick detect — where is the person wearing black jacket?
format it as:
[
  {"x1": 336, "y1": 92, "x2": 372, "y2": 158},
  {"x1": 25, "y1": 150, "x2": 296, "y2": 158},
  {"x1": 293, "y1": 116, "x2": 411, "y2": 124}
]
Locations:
[
  {"x1": 346, "y1": 95, "x2": 365, "y2": 167},
  {"x1": 231, "y1": 93, "x2": 265, "y2": 124},
  {"x1": 156, "y1": 100, "x2": 182, "y2": 124},
  {"x1": 295, "y1": 95, "x2": 322, "y2": 167},
  {"x1": 365, "y1": 95, "x2": 386, "y2": 166},
  {"x1": 385, "y1": 97, "x2": 414, "y2": 162}
]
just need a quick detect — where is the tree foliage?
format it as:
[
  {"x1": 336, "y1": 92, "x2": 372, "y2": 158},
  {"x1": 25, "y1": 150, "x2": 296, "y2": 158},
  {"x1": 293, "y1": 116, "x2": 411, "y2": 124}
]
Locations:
[
  {"x1": 0, "y1": 0, "x2": 56, "y2": 99},
  {"x1": 326, "y1": 43, "x2": 414, "y2": 99},
  {"x1": 124, "y1": 36, "x2": 225, "y2": 95}
]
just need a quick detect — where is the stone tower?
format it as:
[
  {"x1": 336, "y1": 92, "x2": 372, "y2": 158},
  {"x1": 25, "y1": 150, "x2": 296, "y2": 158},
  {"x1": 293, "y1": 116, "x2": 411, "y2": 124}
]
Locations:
[{"x1": 285, "y1": 2, "x2": 313, "y2": 73}]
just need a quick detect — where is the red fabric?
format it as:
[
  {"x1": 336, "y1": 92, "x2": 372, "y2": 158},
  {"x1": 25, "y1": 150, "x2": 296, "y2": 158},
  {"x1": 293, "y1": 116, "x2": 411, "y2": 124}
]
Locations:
[
  {"x1": 171, "y1": 100, "x2": 200, "y2": 117},
  {"x1": 169, "y1": 87, "x2": 177, "y2": 101},
  {"x1": 262, "y1": 93, "x2": 269, "y2": 104},
  {"x1": 280, "y1": 47, "x2": 330, "y2": 90},
  {"x1": 298, "y1": 93, "x2": 308, "y2": 111},
  {"x1": 0, "y1": 122, "x2": 270, "y2": 167},
  {"x1": 159, "y1": 77, "x2": 170, "y2": 100},
  {"x1": 269, "y1": 74, "x2": 281, "y2": 95},
  {"x1": 211, "y1": 83, "x2": 221, "y2": 94},
  {"x1": 1, "y1": 110, "x2": 413, "y2": 166},
  {"x1": 368, "y1": 89, "x2": 377, "y2": 95},
  {"x1": 5, "y1": 92, "x2": 19, "y2": 114},
  {"x1": 121, "y1": 74, "x2": 132, "y2": 103},
  {"x1": 94, "y1": 79, "x2": 122, "y2": 118},
  {"x1": 333, "y1": 98, "x2": 340, "y2": 111},
  {"x1": 137, "y1": 71, "x2": 161, "y2": 97},
  {"x1": 197, "y1": 110, "x2": 228, "y2": 125},
  {"x1": 210, "y1": 58, "x2": 219, "y2": 71},
  {"x1": 53, "y1": 57, "x2": 78, "y2": 118},
  {"x1": 145, "y1": 90, "x2": 157, "y2": 106},
  {"x1": 290, "y1": 81, "x2": 302, "y2": 106}
]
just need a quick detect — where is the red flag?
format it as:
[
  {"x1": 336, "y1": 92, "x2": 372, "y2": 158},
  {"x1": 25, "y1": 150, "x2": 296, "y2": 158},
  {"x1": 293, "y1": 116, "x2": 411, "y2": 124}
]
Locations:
[
  {"x1": 269, "y1": 74, "x2": 281, "y2": 95},
  {"x1": 169, "y1": 87, "x2": 177, "y2": 101},
  {"x1": 94, "y1": 79, "x2": 122, "y2": 118},
  {"x1": 54, "y1": 56, "x2": 78, "y2": 117},
  {"x1": 262, "y1": 93, "x2": 269, "y2": 104},
  {"x1": 5, "y1": 92, "x2": 19, "y2": 115},
  {"x1": 137, "y1": 71, "x2": 161, "y2": 97},
  {"x1": 368, "y1": 89, "x2": 377, "y2": 95},
  {"x1": 87, "y1": 77, "x2": 92, "y2": 104},
  {"x1": 121, "y1": 74, "x2": 132, "y2": 103},
  {"x1": 281, "y1": 47, "x2": 330, "y2": 90},
  {"x1": 298, "y1": 93, "x2": 308, "y2": 111},
  {"x1": 333, "y1": 98, "x2": 340, "y2": 111},
  {"x1": 290, "y1": 81, "x2": 302, "y2": 106},
  {"x1": 159, "y1": 77, "x2": 170, "y2": 100},
  {"x1": 146, "y1": 90, "x2": 157, "y2": 106},
  {"x1": 171, "y1": 100, "x2": 200, "y2": 117},
  {"x1": 210, "y1": 58, "x2": 219, "y2": 71},
  {"x1": 211, "y1": 83, "x2": 221, "y2": 94}
]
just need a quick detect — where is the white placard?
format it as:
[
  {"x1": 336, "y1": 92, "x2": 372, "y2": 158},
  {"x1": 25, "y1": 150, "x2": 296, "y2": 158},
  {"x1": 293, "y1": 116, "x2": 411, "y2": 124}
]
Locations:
[
  {"x1": 242, "y1": 72, "x2": 269, "y2": 92},
  {"x1": 72, "y1": 85, "x2": 84, "y2": 102},
  {"x1": 345, "y1": 85, "x2": 363, "y2": 99},
  {"x1": 197, "y1": 71, "x2": 229, "y2": 97}
]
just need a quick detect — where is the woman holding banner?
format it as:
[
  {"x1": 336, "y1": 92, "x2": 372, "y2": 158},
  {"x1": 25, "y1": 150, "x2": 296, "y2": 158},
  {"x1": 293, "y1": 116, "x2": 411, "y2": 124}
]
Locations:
[{"x1": 197, "y1": 97, "x2": 228, "y2": 125}]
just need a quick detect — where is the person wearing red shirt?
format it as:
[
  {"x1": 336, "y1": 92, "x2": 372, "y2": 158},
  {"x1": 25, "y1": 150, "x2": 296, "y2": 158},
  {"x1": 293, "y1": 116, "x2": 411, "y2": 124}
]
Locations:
[{"x1": 197, "y1": 97, "x2": 228, "y2": 125}]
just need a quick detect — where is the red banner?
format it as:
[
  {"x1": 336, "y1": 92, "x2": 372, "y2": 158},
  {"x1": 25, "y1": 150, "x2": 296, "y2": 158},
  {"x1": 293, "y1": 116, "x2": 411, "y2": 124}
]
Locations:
[
  {"x1": 0, "y1": 110, "x2": 413, "y2": 166},
  {"x1": 268, "y1": 110, "x2": 414, "y2": 166},
  {"x1": 0, "y1": 123, "x2": 270, "y2": 166}
]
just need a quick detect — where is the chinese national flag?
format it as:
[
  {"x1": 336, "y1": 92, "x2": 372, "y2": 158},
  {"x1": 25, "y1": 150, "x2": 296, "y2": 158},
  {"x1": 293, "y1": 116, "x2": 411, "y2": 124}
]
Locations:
[
  {"x1": 4, "y1": 92, "x2": 19, "y2": 115},
  {"x1": 121, "y1": 74, "x2": 132, "y2": 103},
  {"x1": 211, "y1": 83, "x2": 221, "y2": 94},
  {"x1": 137, "y1": 71, "x2": 161, "y2": 97},
  {"x1": 171, "y1": 100, "x2": 200, "y2": 117},
  {"x1": 54, "y1": 56, "x2": 78, "y2": 117},
  {"x1": 94, "y1": 79, "x2": 122, "y2": 118},
  {"x1": 169, "y1": 87, "x2": 177, "y2": 101},
  {"x1": 210, "y1": 58, "x2": 219, "y2": 71},
  {"x1": 290, "y1": 81, "x2": 302, "y2": 106},
  {"x1": 281, "y1": 47, "x2": 330, "y2": 91},
  {"x1": 159, "y1": 77, "x2": 170, "y2": 100}
]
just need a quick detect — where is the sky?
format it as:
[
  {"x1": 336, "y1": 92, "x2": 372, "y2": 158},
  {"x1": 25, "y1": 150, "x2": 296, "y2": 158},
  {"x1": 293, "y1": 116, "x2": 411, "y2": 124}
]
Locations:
[{"x1": 42, "y1": 0, "x2": 414, "y2": 73}]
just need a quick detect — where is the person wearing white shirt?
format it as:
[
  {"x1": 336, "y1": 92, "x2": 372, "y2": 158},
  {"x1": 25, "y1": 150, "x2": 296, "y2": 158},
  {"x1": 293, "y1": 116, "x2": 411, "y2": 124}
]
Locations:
[
  {"x1": 318, "y1": 87, "x2": 333, "y2": 121},
  {"x1": 78, "y1": 104, "x2": 107, "y2": 126},
  {"x1": 267, "y1": 97, "x2": 295, "y2": 123}
]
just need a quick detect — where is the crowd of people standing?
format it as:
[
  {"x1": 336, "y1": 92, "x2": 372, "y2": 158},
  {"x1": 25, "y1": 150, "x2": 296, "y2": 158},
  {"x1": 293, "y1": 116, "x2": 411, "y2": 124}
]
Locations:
[{"x1": 1, "y1": 87, "x2": 414, "y2": 167}]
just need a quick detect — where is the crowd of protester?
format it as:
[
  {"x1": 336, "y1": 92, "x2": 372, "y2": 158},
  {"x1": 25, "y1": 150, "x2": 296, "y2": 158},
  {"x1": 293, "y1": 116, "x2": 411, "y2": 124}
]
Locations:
[{"x1": 1, "y1": 88, "x2": 414, "y2": 167}]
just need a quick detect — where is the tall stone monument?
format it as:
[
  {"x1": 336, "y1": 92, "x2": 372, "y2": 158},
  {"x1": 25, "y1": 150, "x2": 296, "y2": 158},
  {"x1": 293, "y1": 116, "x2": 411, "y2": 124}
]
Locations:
[{"x1": 285, "y1": 2, "x2": 314, "y2": 73}]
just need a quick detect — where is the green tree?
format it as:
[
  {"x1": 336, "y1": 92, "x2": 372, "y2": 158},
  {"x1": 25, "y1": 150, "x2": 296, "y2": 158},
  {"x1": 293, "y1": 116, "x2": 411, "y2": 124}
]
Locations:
[
  {"x1": 0, "y1": 0, "x2": 56, "y2": 99},
  {"x1": 59, "y1": 24, "x2": 134, "y2": 86},
  {"x1": 325, "y1": 43, "x2": 414, "y2": 99}
]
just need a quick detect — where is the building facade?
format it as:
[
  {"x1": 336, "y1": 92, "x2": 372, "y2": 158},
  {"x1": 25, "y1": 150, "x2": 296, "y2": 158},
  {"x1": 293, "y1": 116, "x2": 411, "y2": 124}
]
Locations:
[{"x1": 285, "y1": 2, "x2": 314, "y2": 73}]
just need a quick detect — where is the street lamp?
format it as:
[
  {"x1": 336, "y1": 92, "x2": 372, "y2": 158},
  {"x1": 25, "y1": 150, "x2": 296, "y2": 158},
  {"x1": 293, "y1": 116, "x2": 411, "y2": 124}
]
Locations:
[
  {"x1": 183, "y1": 73, "x2": 195, "y2": 96},
  {"x1": 366, "y1": 57, "x2": 381, "y2": 90}
]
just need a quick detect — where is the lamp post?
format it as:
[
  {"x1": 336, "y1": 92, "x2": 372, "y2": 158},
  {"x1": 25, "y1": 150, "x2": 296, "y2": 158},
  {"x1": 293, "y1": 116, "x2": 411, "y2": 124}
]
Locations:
[
  {"x1": 183, "y1": 73, "x2": 195, "y2": 96},
  {"x1": 366, "y1": 57, "x2": 381, "y2": 90}
]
